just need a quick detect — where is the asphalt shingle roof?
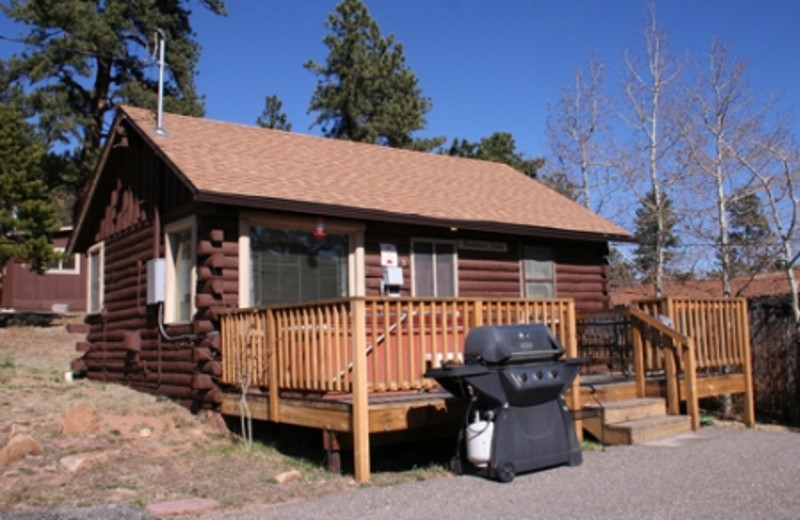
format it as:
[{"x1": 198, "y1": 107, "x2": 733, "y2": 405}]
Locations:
[{"x1": 119, "y1": 105, "x2": 631, "y2": 241}]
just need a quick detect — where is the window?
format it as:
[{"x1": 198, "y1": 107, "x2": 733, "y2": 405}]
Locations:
[
  {"x1": 87, "y1": 242, "x2": 104, "y2": 313},
  {"x1": 47, "y1": 248, "x2": 80, "y2": 274},
  {"x1": 239, "y1": 214, "x2": 364, "y2": 307},
  {"x1": 165, "y1": 218, "x2": 196, "y2": 323},
  {"x1": 412, "y1": 240, "x2": 456, "y2": 297},
  {"x1": 249, "y1": 226, "x2": 349, "y2": 306},
  {"x1": 522, "y1": 246, "x2": 555, "y2": 298}
]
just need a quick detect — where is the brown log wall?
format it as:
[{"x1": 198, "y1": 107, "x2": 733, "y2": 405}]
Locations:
[
  {"x1": 363, "y1": 223, "x2": 610, "y2": 311},
  {"x1": 73, "y1": 122, "x2": 226, "y2": 411}
]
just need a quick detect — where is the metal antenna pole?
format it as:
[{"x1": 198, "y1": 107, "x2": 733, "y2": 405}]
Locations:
[{"x1": 155, "y1": 29, "x2": 166, "y2": 135}]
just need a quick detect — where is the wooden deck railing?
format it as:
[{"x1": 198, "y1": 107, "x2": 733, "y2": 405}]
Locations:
[
  {"x1": 221, "y1": 297, "x2": 578, "y2": 394},
  {"x1": 577, "y1": 297, "x2": 755, "y2": 429},
  {"x1": 629, "y1": 307, "x2": 699, "y2": 429}
]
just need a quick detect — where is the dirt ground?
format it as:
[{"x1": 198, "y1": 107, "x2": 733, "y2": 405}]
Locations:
[{"x1": 0, "y1": 320, "x2": 450, "y2": 517}]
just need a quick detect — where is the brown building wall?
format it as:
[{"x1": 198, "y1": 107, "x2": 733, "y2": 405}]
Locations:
[
  {"x1": 363, "y1": 223, "x2": 610, "y2": 310},
  {"x1": 1, "y1": 234, "x2": 87, "y2": 313},
  {"x1": 75, "y1": 123, "x2": 221, "y2": 411}
]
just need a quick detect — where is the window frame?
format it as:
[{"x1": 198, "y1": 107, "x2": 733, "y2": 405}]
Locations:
[
  {"x1": 46, "y1": 247, "x2": 81, "y2": 275},
  {"x1": 86, "y1": 241, "x2": 105, "y2": 314},
  {"x1": 164, "y1": 216, "x2": 197, "y2": 324},
  {"x1": 521, "y1": 245, "x2": 556, "y2": 298},
  {"x1": 238, "y1": 212, "x2": 365, "y2": 308},
  {"x1": 410, "y1": 238, "x2": 458, "y2": 297}
]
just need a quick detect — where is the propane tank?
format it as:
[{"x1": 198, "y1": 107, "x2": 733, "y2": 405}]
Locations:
[{"x1": 466, "y1": 411, "x2": 494, "y2": 468}]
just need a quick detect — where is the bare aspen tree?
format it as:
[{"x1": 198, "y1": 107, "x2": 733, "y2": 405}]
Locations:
[
  {"x1": 679, "y1": 39, "x2": 776, "y2": 296},
  {"x1": 544, "y1": 54, "x2": 616, "y2": 216},
  {"x1": 737, "y1": 132, "x2": 800, "y2": 331},
  {"x1": 617, "y1": 4, "x2": 682, "y2": 296}
]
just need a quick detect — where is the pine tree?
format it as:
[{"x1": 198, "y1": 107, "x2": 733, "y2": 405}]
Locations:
[
  {"x1": 256, "y1": 95, "x2": 292, "y2": 131},
  {"x1": 1, "y1": 0, "x2": 227, "y2": 213},
  {"x1": 304, "y1": 0, "x2": 432, "y2": 149},
  {"x1": 445, "y1": 132, "x2": 540, "y2": 177},
  {"x1": 726, "y1": 191, "x2": 775, "y2": 276},
  {"x1": 633, "y1": 190, "x2": 680, "y2": 284},
  {"x1": 0, "y1": 104, "x2": 59, "y2": 279}
]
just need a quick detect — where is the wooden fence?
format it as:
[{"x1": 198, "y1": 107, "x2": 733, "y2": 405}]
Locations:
[{"x1": 748, "y1": 295, "x2": 799, "y2": 425}]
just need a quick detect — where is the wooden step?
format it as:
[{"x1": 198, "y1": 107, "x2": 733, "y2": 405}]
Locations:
[
  {"x1": 584, "y1": 397, "x2": 666, "y2": 424},
  {"x1": 606, "y1": 414, "x2": 693, "y2": 445},
  {"x1": 582, "y1": 397, "x2": 692, "y2": 445}
]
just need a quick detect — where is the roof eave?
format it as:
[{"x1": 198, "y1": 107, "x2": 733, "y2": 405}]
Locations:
[{"x1": 195, "y1": 191, "x2": 635, "y2": 244}]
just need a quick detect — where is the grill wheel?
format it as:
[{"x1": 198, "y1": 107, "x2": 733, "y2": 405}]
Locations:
[{"x1": 495, "y1": 461, "x2": 516, "y2": 483}]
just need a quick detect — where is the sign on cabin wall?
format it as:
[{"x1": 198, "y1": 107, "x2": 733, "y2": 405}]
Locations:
[
  {"x1": 457, "y1": 239, "x2": 508, "y2": 253},
  {"x1": 380, "y1": 243, "x2": 399, "y2": 266}
]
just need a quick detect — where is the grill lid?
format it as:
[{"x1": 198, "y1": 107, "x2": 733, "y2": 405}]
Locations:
[{"x1": 464, "y1": 324, "x2": 565, "y2": 365}]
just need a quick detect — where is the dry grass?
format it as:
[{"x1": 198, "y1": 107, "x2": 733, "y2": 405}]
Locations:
[{"x1": 0, "y1": 320, "x2": 450, "y2": 516}]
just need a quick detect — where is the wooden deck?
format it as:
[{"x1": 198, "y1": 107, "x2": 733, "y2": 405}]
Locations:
[{"x1": 218, "y1": 296, "x2": 755, "y2": 482}]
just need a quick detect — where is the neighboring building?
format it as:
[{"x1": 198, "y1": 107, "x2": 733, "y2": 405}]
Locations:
[
  {"x1": 68, "y1": 105, "x2": 633, "y2": 410},
  {"x1": 1, "y1": 227, "x2": 87, "y2": 313},
  {"x1": 611, "y1": 270, "x2": 800, "y2": 306}
]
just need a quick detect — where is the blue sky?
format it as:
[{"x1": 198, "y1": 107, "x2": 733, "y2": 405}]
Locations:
[
  {"x1": 0, "y1": 0, "x2": 797, "y2": 159},
  {"x1": 186, "y1": 0, "x2": 799, "y2": 158}
]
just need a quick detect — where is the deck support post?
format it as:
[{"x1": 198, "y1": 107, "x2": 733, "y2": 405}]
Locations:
[
  {"x1": 323, "y1": 430, "x2": 342, "y2": 474},
  {"x1": 351, "y1": 298, "x2": 370, "y2": 482},
  {"x1": 684, "y1": 338, "x2": 699, "y2": 429}
]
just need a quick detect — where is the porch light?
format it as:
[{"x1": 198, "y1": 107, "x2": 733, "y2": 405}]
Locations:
[{"x1": 313, "y1": 216, "x2": 327, "y2": 238}]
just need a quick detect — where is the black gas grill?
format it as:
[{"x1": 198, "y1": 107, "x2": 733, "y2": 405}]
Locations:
[{"x1": 425, "y1": 324, "x2": 585, "y2": 482}]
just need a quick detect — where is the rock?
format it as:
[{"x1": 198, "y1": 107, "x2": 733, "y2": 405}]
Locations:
[
  {"x1": 0, "y1": 435, "x2": 43, "y2": 466},
  {"x1": 274, "y1": 469, "x2": 302, "y2": 484},
  {"x1": 146, "y1": 498, "x2": 220, "y2": 516},
  {"x1": 59, "y1": 449, "x2": 119, "y2": 472},
  {"x1": 61, "y1": 402, "x2": 101, "y2": 435},
  {"x1": 139, "y1": 427, "x2": 153, "y2": 438}
]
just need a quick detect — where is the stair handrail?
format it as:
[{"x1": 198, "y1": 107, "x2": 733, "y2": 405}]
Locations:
[{"x1": 628, "y1": 307, "x2": 699, "y2": 430}]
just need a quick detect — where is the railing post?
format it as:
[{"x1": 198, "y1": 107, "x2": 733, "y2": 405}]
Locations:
[
  {"x1": 664, "y1": 341, "x2": 679, "y2": 415},
  {"x1": 684, "y1": 337, "x2": 699, "y2": 429},
  {"x1": 565, "y1": 300, "x2": 583, "y2": 442},
  {"x1": 351, "y1": 298, "x2": 370, "y2": 482},
  {"x1": 266, "y1": 309, "x2": 280, "y2": 423},
  {"x1": 631, "y1": 318, "x2": 646, "y2": 398},
  {"x1": 473, "y1": 299, "x2": 484, "y2": 327},
  {"x1": 738, "y1": 299, "x2": 756, "y2": 427}
]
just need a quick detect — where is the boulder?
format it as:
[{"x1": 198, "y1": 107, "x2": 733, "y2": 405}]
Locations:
[
  {"x1": 59, "y1": 449, "x2": 119, "y2": 473},
  {"x1": 0, "y1": 435, "x2": 43, "y2": 466},
  {"x1": 61, "y1": 402, "x2": 101, "y2": 435},
  {"x1": 274, "y1": 469, "x2": 302, "y2": 484}
]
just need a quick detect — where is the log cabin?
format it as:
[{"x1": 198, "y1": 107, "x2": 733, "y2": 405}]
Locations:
[
  {"x1": 67, "y1": 105, "x2": 633, "y2": 411},
  {"x1": 67, "y1": 107, "x2": 759, "y2": 482}
]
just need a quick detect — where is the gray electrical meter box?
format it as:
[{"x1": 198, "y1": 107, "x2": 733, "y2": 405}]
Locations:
[
  {"x1": 146, "y1": 258, "x2": 166, "y2": 305},
  {"x1": 381, "y1": 266, "x2": 404, "y2": 297}
]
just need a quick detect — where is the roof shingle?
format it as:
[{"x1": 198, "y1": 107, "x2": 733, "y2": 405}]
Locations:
[{"x1": 120, "y1": 105, "x2": 632, "y2": 240}]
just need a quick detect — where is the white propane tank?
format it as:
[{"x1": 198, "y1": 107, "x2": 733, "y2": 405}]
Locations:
[{"x1": 466, "y1": 413, "x2": 494, "y2": 468}]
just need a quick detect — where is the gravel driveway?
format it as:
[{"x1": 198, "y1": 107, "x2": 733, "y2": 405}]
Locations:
[
  {"x1": 209, "y1": 425, "x2": 800, "y2": 520},
  {"x1": 4, "y1": 425, "x2": 799, "y2": 520}
]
